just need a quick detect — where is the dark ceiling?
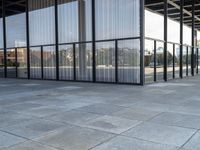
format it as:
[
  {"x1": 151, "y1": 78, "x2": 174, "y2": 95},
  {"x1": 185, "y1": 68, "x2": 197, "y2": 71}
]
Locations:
[{"x1": 145, "y1": 0, "x2": 200, "y2": 30}]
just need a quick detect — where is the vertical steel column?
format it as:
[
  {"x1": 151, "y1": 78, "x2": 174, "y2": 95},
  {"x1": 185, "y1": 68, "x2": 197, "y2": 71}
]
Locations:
[
  {"x1": 115, "y1": 40, "x2": 118, "y2": 83},
  {"x1": 26, "y1": 0, "x2": 30, "y2": 79},
  {"x1": 41, "y1": 46, "x2": 44, "y2": 79},
  {"x1": 173, "y1": 44, "x2": 175, "y2": 78},
  {"x1": 164, "y1": 0, "x2": 168, "y2": 81},
  {"x1": 92, "y1": 0, "x2": 96, "y2": 82},
  {"x1": 55, "y1": 0, "x2": 59, "y2": 80},
  {"x1": 180, "y1": 0, "x2": 183, "y2": 78},
  {"x1": 73, "y1": 43, "x2": 76, "y2": 81},
  {"x1": 186, "y1": 46, "x2": 188, "y2": 76},
  {"x1": 191, "y1": 0, "x2": 195, "y2": 76},
  {"x1": 197, "y1": 48, "x2": 199, "y2": 74},
  {"x1": 140, "y1": 0, "x2": 145, "y2": 85},
  {"x1": 15, "y1": 48, "x2": 18, "y2": 78},
  {"x1": 2, "y1": 0, "x2": 7, "y2": 78},
  {"x1": 154, "y1": 40, "x2": 157, "y2": 82}
]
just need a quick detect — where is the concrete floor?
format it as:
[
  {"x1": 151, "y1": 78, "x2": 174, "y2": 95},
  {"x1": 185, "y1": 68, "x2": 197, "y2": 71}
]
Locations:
[{"x1": 1, "y1": 77, "x2": 200, "y2": 150}]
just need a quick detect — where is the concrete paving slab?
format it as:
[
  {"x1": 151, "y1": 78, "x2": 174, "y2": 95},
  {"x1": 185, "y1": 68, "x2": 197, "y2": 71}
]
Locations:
[
  {"x1": 123, "y1": 122, "x2": 196, "y2": 147},
  {"x1": 183, "y1": 131, "x2": 200, "y2": 150},
  {"x1": 150, "y1": 112, "x2": 200, "y2": 129},
  {"x1": 4, "y1": 141, "x2": 58, "y2": 150},
  {"x1": 35, "y1": 125, "x2": 115, "y2": 150},
  {"x1": 0, "y1": 131, "x2": 26, "y2": 149},
  {"x1": 83, "y1": 115, "x2": 141, "y2": 134},
  {"x1": 91, "y1": 136, "x2": 179, "y2": 150}
]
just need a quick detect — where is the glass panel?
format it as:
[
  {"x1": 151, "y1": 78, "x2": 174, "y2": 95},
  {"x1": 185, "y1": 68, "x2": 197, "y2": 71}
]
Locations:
[
  {"x1": 156, "y1": 42, "x2": 164, "y2": 81},
  {"x1": 96, "y1": 42, "x2": 115, "y2": 82},
  {"x1": 17, "y1": 48, "x2": 27, "y2": 78},
  {"x1": 43, "y1": 46, "x2": 56, "y2": 79},
  {"x1": 76, "y1": 43, "x2": 93, "y2": 81},
  {"x1": 118, "y1": 39, "x2": 140, "y2": 84},
  {"x1": 29, "y1": 0, "x2": 55, "y2": 46},
  {"x1": 167, "y1": 43, "x2": 173, "y2": 80},
  {"x1": 0, "y1": 49, "x2": 4, "y2": 77},
  {"x1": 188, "y1": 46, "x2": 192, "y2": 76},
  {"x1": 58, "y1": 0, "x2": 92, "y2": 43},
  {"x1": 6, "y1": 5, "x2": 26, "y2": 48},
  {"x1": 96, "y1": 0, "x2": 140, "y2": 40},
  {"x1": 30, "y1": 47, "x2": 42, "y2": 79},
  {"x1": 59, "y1": 44, "x2": 74, "y2": 80},
  {"x1": 174, "y1": 44, "x2": 180, "y2": 78},
  {"x1": 7, "y1": 49, "x2": 16, "y2": 78},
  {"x1": 145, "y1": 39, "x2": 154, "y2": 83},
  {"x1": 182, "y1": 46, "x2": 187, "y2": 77},
  {"x1": 0, "y1": 5, "x2": 3, "y2": 49}
]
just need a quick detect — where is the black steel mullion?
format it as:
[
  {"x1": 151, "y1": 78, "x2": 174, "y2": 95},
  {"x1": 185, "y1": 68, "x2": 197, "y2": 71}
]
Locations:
[
  {"x1": 154, "y1": 40, "x2": 157, "y2": 82},
  {"x1": 115, "y1": 40, "x2": 118, "y2": 83},
  {"x1": 186, "y1": 46, "x2": 188, "y2": 76},
  {"x1": 180, "y1": 0, "x2": 183, "y2": 78},
  {"x1": 140, "y1": 0, "x2": 145, "y2": 85},
  {"x1": 26, "y1": 0, "x2": 30, "y2": 79},
  {"x1": 164, "y1": 0, "x2": 168, "y2": 81},
  {"x1": 55, "y1": 0, "x2": 59, "y2": 80},
  {"x1": 2, "y1": 0, "x2": 7, "y2": 78},
  {"x1": 191, "y1": 0, "x2": 195, "y2": 76},
  {"x1": 41, "y1": 46, "x2": 44, "y2": 79},
  {"x1": 197, "y1": 48, "x2": 199, "y2": 74},
  {"x1": 92, "y1": 0, "x2": 96, "y2": 82},
  {"x1": 73, "y1": 43, "x2": 76, "y2": 81},
  {"x1": 173, "y1": 44, "x2": 175, "y2": 78},
  {"x1": 15, "y1": 48, "x2": 18, "y2": 78}
]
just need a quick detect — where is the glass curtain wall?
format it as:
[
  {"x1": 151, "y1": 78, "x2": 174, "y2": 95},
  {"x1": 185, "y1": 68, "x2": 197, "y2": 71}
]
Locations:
[
  {"x1": 0, "y1": 1, "x2": 4, "y2": 77},
  {"x1": 5, "y1": 0, "x2": 27, "y2": 78},
  {"x1": 58, "y1": 0, "x2": 92, "y2": 81},
  {"x1": 29, "y1": 0, "x2": 56, "y2": 79},
  {"x1": 95, "y1": 0, "x2": 140, "y2": 83}
]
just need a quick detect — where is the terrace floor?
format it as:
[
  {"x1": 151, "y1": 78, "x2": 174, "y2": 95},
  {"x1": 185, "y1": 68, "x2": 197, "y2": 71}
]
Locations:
[{"x1": 1, "y1": 77, "x2": 200, "y2": 150}]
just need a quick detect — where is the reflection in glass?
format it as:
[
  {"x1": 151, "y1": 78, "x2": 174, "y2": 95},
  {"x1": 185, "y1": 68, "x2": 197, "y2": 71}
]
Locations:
[
  {"x1": 17, "y1": 48, "x2": 27, "y2": 78},
  {"x1": 58, "y1": 0, "x2": 92, "y2": 43},
  {"x1": 96, "y1": 42, "x2": 115, "y2": 82},
  {"x1": 118, "y1": 40, "x2": 140, "y2": 83},
  {"x1": 182, "y1": 46, "x2": 187, "y2": 77},
  {"x1": 76, "y1": 43, "x2": 93, "y2": 81},
  {"x1": 7, "y1": 49, "x2": 16, "y2": 78},
  {"x1": 59, "y1": 45, "x2": 74, "y2": 80},
  {"x1": 145, "y1": 40, "x2": 154, "y2": 83},
  {"x1": 30, "y1": 47, "x2": 42, "y2": 79},
  {"x1": 0, "y1": 49, "x2": 4, "y2": 77},
  {"x1": 96, "y1": 0, "x2": 140, "y2": 40},
  {"x1": 174, "y1": 45, "x2": 180, "y2": 78},
  {"x1": 188, "y1": 47, "x2": 192, "y2": 76},
  {"x1": 29, "y1": 0, "x2": 55, "y2": 46},
  {"x1": 6, "y1": 13, "x2": 27, "y2": 48},
  {"x1": 167, "y1": 44, "x2": 173, "y2": 80},
  {"x1": 156, "y1": 42, "x2": 164, "y2": 81},
  {"x1": 43, "y1": 46, "x2": 56, "y2": 79}
]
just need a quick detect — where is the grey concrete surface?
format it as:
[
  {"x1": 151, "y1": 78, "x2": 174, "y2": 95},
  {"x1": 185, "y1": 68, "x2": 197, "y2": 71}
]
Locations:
[{"x1": 1, "y1": 76, "x2": 200, "y2": 149}]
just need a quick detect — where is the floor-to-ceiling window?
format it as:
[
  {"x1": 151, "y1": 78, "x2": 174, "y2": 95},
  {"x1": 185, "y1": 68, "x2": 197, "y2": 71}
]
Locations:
[
  {"x1": 29, "y1": 0, "x2": 56, "y2": 79},
  {"x1": 5, "y1": 0, "x2": 27, "y2": 78},
  {"x1": 58, "y1": 0, "x2": 92, "y2": 81},
  {"x1": 95, "y1": 0, "x2": 140, "y2": 83}
]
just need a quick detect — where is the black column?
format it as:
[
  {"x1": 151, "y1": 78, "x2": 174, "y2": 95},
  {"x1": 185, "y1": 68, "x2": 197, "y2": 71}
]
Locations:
[
  {"x1": 55, "y1": 0, "x2": 59, "y2": 80},
  {"x1": 2, "y1": 0, "x2": 7, "y2": 78},
  {"x1": 191, "y1": 0, "x2": 195, "y2": 76},
  {"x1": 26, "y1": 0, "x2": 30, "y2": 79},
  {"x1": 180, "y1": 0, "x2": 183, "y2": 78},
  {"x1": 164, "y1": 0, "x2": 168, "y2": 81},
  {"x1": 140, "y1": 0, "x2": 145, "y2": 85},
  {"x1": 92, "y1": 0, "x2": 96, "y2": 82}
]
